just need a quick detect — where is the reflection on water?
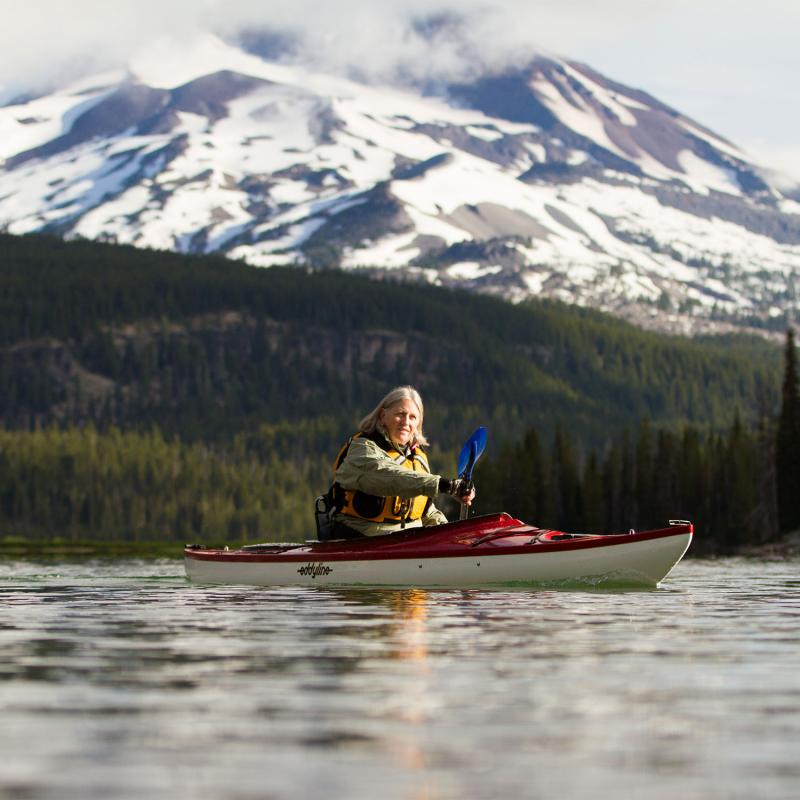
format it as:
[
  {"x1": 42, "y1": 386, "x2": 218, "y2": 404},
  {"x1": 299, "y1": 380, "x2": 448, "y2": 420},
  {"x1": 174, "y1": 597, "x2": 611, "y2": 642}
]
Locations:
[
  {"x1": 0, "y1": 558, "x2": 799, "y2": 799},
  {"x1": 391, "y1": 588, "x2": 430, "y2": 665}
]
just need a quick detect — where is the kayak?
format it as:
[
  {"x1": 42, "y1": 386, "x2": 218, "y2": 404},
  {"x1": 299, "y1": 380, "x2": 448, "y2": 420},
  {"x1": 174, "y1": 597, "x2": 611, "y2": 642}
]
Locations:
[{"x1": 183, "y1": 513, "x2": 692, "y2": 588}]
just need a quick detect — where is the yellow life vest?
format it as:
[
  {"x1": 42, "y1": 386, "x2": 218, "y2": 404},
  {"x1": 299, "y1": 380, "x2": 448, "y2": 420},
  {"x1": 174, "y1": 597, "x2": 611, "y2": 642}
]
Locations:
[{"x1": 333, "y1": 431, "x2": 433, "y2": 524}]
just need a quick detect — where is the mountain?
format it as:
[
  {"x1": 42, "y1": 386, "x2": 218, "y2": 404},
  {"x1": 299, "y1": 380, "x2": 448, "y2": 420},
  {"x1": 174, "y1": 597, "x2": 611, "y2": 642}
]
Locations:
[{"x1": 1, "y1": 34, "x2": 799, "y2": 335}]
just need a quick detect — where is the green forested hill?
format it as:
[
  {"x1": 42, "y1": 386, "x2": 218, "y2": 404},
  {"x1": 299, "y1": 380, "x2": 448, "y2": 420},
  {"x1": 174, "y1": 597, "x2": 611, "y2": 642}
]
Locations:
[
  {"x1": 0, "y1": 232, "x2": 780, "y2": 444},
  {"x1": 0, "y1": 232, "x2": 786, "y2": 546}
]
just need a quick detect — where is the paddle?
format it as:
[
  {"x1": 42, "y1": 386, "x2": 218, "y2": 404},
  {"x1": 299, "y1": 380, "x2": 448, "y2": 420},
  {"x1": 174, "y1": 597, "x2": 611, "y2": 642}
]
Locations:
[{"x1": 456, "y1": 426, "x2": 487, "y2": 520}]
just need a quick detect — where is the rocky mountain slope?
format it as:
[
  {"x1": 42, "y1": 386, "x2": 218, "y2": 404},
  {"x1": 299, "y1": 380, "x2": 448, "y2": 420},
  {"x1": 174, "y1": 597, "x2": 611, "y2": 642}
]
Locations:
[{"x1": 1, "y1": 34, "x2": 799, "y2": 334}]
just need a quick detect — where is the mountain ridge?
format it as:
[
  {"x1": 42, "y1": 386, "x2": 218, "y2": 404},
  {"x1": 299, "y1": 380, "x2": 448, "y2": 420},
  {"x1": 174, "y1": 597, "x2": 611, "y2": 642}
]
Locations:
[{"x1": 1, "y1": 34, "x2": 799, "y2": 335}]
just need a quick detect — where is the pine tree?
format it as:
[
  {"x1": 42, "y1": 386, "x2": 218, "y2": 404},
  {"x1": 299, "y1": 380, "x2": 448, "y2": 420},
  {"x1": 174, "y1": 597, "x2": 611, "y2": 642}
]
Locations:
[
  {"x1": 722, "y1": 412, "x2": 757, "y2": 550},
  {"x1": 776, "y1": 328, "x2": 800, "y2": 533},
  {"x1": 512, "y1": 427, "x2": 549, "y2": 523},
  {"x1": 633, "y1": 420, "x2": 654, "y2": 529},
  {"x1": 550, "y1": 425, "x2": 582, "y2": 530},
  {"x1": 582, "y1": 451, "x2": 605, "y2": 533}
]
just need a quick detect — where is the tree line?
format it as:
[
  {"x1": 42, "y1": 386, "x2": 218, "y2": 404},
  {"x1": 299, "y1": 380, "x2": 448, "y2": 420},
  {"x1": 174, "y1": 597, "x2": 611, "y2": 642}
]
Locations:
[
  {"x1": 0, "y1": 425, "x2": 323, "y2": 545},
  {"x1": 1, "y1": 329, "x2": 796, "y2": 551},
  {"x1": 1, "y1": 233, "x2": 797, "y2": 553}
]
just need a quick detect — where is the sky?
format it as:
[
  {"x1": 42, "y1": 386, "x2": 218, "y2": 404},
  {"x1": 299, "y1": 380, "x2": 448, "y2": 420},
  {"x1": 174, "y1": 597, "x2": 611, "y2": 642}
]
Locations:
[{"x1": 2, "y1": 0, "x2": 799, "y2": 182}]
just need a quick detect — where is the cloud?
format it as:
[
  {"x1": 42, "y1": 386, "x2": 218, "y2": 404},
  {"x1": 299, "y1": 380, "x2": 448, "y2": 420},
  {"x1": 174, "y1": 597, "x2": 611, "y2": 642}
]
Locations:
[
  {"x1": 2, "y1": 0, "x2": 799, "y2": 169},
  {"x1": 746, "y1": 144, "x2": 800, "y2": 189},
  {"x1": 0, "y1": 0, "x2": 680, "y2": 98}
]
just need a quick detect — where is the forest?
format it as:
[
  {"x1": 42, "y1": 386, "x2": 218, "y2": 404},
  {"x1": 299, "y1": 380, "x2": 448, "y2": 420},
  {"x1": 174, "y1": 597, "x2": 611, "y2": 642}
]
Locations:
[{"x1": 0, "y1": 232, "x2": 798, "y2": 553}]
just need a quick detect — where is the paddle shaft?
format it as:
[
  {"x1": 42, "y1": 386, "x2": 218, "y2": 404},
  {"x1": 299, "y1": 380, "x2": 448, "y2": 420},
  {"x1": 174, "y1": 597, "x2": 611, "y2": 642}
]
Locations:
[{"x1": 459, "y1": 441, "x2": 478, "y2": 520}]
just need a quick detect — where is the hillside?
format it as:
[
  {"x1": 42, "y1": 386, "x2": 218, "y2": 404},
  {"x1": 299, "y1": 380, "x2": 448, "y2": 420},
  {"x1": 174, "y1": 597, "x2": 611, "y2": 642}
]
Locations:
[{"x1": 1, "y1": 232, "x2": 781, "y2": 454}]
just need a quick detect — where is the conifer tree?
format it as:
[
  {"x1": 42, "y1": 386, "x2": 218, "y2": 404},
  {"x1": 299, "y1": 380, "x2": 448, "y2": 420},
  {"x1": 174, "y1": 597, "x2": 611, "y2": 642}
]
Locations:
[
  {"x1": 601, "y1": 438, "x2": 624, "y2": 532},
  {"x1": 550, "y1": 424, "x2": 582, "y2": 530},
  {"x1": 618, "y1": 430, "x2": 636, "y2": 530},
  {"x1": 633, "y1": 420, "x2": 654, "y2": 529},
  {"x1": 513, "y1": 427, "x2": 550, "y2": 524},
  {"x1": 776, "y1": 328, "x2": 800, "y2": 533},
  {"x1": 581, "y1": 451, "x2": 604, "y2": 533},
  {"x1": 722, "y1": 412, "x2": 757, "y2": 550}
]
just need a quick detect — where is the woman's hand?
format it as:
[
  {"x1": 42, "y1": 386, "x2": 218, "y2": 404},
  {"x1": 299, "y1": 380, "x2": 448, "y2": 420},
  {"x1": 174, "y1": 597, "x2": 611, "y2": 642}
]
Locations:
[
  {"x1": 462, "y1": 485, "x2": 476, "y2": 507},
  {"x1": 439, "y1": 478, "x2": 476, "y2": 506}
]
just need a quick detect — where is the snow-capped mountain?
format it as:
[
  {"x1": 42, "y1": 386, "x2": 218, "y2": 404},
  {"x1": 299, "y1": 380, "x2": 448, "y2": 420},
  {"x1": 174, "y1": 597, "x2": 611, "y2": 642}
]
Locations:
[{"x1": 2, "y1": 34, "x2": 799, "y2": 334}]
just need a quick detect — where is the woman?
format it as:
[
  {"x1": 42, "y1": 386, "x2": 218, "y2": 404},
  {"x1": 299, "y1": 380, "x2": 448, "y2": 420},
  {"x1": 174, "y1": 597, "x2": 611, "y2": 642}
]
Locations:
[{"x1": 328, "y1": 386, "x2": 475, "y2": 539}]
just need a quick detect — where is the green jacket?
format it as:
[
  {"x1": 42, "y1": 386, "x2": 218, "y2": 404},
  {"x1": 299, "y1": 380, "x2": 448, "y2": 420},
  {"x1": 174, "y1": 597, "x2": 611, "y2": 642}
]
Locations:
[{"x1": 333, "y1": 436, "x2": 448, "y2": 536}]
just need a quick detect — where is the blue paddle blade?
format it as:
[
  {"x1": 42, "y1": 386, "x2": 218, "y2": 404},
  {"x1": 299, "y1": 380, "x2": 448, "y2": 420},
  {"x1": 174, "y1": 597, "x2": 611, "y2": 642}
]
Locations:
[{"x1": 457, "y1": 426, "x2": 488, "y2": 479}]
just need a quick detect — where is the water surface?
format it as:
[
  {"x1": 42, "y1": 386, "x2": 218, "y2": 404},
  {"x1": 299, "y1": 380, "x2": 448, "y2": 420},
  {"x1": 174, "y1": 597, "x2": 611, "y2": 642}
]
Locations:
[{"x1": 1, "y1": 557, "x2": 798, "y2": 799}]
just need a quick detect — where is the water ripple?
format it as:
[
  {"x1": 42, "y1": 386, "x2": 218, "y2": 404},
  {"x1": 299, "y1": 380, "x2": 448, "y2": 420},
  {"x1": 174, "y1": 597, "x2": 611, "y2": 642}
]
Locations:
[{"x1": 0, "y1": 557, "x2": 798, "y2": 799}]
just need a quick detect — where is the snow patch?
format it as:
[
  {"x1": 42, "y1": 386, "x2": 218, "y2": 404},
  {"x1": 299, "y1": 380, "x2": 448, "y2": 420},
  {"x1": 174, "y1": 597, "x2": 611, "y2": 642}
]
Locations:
[
  {"x1": 559, "y1": 63, "x2": 638, "y2": 127},
  {"x1": 532, "y1": 75, "x2": 626, "y2": 160},
  {"x1": 447, "y1": 262, "x2": 503, "y2": 280},
  {"x1": 342, "y1": 231, "x2": 421, "y2": 268},
  {"x1": 676, "y1": 150, "x2": 742, "y2": 196},
  {"x1": 465, "y1": 126, "x2": 503, "y2": 142}
]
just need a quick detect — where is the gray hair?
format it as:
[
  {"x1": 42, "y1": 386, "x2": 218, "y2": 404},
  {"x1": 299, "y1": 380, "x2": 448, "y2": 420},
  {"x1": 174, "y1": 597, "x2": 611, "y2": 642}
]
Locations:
[{"x1": 359, "y1": 385, "x2": 429, "y2": 447}]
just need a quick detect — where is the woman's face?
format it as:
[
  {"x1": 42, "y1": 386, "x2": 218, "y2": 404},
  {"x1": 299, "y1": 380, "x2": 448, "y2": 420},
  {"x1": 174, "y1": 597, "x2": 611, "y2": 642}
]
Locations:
[{"x1": 380, "y1": 398, "x2": 420, "y2": 447}]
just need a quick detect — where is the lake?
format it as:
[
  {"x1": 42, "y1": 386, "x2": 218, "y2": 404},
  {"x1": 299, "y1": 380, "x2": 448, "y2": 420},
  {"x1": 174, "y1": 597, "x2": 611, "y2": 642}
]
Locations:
[{"x1": 1, "y1": 556, "x2": 798, "y2": 799}]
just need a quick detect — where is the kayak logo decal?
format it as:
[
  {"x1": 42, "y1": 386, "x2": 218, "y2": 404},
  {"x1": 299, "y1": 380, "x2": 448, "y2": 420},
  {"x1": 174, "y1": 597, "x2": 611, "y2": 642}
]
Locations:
[{"x1": 297, "y1": 562, "x2": 333, "y2": 578}]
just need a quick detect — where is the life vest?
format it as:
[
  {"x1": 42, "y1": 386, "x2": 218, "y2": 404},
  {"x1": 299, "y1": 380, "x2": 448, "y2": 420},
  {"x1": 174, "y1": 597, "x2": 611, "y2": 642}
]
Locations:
[{"x1": 333, "y1": 431, "x2": 433, "y2": 524}]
